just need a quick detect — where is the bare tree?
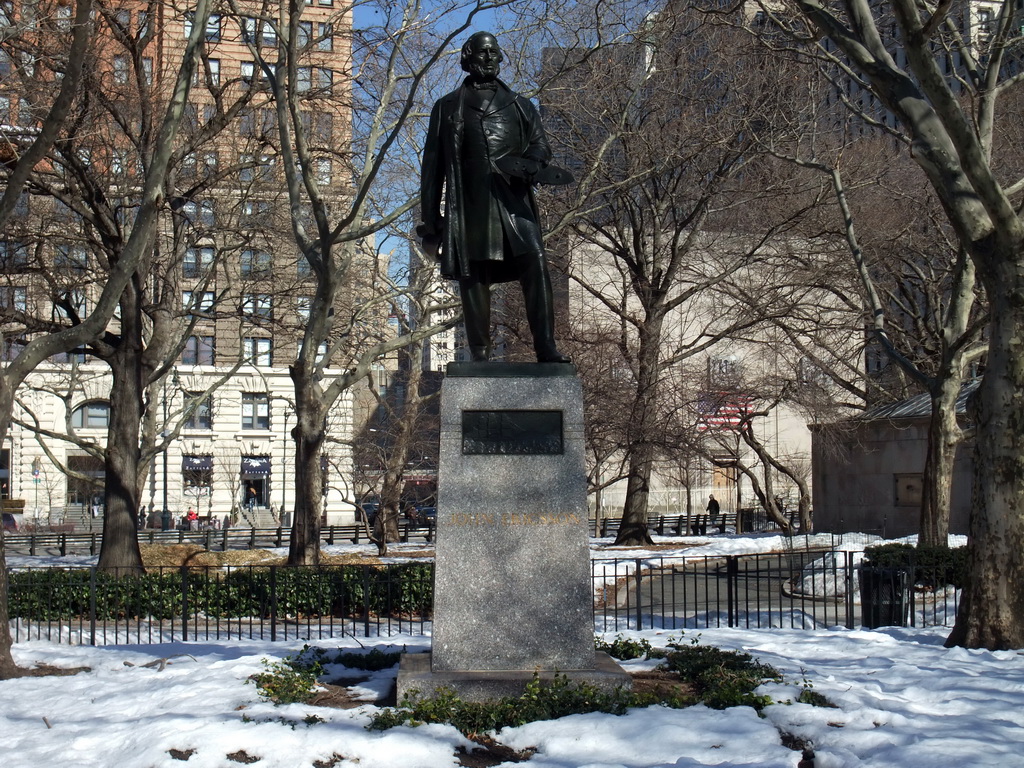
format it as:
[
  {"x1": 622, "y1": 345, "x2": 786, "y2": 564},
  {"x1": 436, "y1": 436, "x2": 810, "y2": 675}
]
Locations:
[
  {"x1": 541, "y1": 11, "x2": 819, "y2": 545},
  {"x1": 0, "y1": 0, "x2": 214, "y2": 677},
  {"x1": 753, "y1": 0, "x2": 1024, "y2": 649}
]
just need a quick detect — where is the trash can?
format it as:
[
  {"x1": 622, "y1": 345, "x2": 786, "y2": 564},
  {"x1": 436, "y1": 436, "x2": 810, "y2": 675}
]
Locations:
[{"x1": 859, "y1": 566, "x2": 911, "y2": 628}]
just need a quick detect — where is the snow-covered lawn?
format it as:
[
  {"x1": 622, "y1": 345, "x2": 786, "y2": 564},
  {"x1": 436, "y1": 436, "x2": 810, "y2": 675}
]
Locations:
[
  {"x1": 4, "y1": 624, "x2": 1023, "y2": 768},
  {"x1": 5, "y1": 532, "x2": 1011, "y2": 767}
]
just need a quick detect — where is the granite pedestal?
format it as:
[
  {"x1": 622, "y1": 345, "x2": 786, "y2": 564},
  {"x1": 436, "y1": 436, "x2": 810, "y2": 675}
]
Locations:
[{"x1": 396, "y1": 362, "x2": 631, "y2": 703}]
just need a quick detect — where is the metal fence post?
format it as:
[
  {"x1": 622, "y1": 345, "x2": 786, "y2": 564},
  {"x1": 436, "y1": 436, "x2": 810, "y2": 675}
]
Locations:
[
  {"x1": 89, "y1": 567, "x2": 98, "y2": 646},
  {"x1": 845, "y1": 551, "x2": 856, "y2": 629},
  {"x1": 362, "y1": 566, "x2": 372, "y2": 637},
  {"x1": 270, "y1": 566, "x2": 277, "y2": 642},
  {"x1": 726, "y1": 556, "x2": 738, "y2": 627},
  {"x1": 630, "y1": 561, "x2": 638, "y2": 630},
  {"x1": 180, "y1": 565, "x2": 189, "y2": 642}
]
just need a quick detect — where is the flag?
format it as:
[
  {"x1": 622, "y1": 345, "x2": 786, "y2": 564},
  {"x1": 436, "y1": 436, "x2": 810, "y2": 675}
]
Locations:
[{"x1": 697, "y1": 392, "x2": 752, "y2": 431}]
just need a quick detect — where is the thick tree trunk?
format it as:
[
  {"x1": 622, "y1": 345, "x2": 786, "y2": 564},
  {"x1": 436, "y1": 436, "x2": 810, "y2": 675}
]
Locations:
[
  {"x1": 97, "y1": 335, "x2": 146, "y2": 574},
  {"x1": 614, "y1": 317, "x2": 664, "y2": 546},
  {"x1": 375, "y1": 460, "x2": 407, "y2": 557},
  {"x1": 288, "y1": 365, "x2": 326, "y2": 566},
  {"x1": 947, "y1": 253, "x2": 1024, "y2": 649},
  {"x1": 0, "y1": 381, "x2": 21, "y2": 677},
  {"x1": 919, "y1": 379, "x2": 962, "y2": 548}
]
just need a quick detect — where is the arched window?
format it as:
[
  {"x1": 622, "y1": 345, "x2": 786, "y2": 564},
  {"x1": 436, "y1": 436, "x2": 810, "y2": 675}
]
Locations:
[{"x1": 71, "y1": 401, "x2": 110, "y2": 429}]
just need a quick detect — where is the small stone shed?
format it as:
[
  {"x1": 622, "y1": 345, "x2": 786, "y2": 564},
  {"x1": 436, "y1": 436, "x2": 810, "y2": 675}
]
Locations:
[{"x1": 810, "y1": 384, "x2": 976, "y2": 538}]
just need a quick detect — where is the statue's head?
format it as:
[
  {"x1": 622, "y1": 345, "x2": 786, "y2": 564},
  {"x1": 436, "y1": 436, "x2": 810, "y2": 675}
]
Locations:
[{"x1": 461, "y1": 31, "x2": 503, "y2": 81}]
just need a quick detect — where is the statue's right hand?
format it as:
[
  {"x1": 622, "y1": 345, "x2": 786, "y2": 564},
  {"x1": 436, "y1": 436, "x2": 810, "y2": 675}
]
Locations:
[{"x1": 416, "y1": 223, "x2": 442, "y2": 260}]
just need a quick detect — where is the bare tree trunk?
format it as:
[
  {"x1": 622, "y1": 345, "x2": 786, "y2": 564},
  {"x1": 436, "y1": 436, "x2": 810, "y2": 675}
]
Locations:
[
  {"x1": 948, "y1": 261, "x2": 1024, "y2": 649},
  {"x1": 97, "y1": 283, "x2": 148, "y2": 574},
  {"x1": 0, "y1": 378, "x2": 16, "y2": 676},
  {"x1": 288, "y1": 382, "x2": 326, "y2": 566},
  {"x1": 919, "y1": 379, "x2": 962, "y2": 548},
  {"x1": 614, "y1": 319, "x2": 664, "y2": 546},
  {"x1": 96, "y1": 368, "x2": 145, "y2": 574}
]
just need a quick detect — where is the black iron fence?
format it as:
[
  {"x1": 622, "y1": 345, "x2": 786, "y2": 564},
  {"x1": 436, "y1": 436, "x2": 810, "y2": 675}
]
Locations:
[
  {"x1": 594, "y1": 552, "x2": 959, "y2": 632},
  {"x1": 5, "y1": 550, "x2": 961, "y2": 646},
  {"x1": 3, "y1": 522, "x2": 435, "y2": 557},
  {"x1": 590, "y1": 510, "x2": 802, "y2": 538},
  {"x1": 7, "y1": 562, "x2": 433, "y2": 645}
]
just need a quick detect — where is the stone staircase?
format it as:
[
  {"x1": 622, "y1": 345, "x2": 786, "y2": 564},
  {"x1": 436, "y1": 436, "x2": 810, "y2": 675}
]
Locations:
[{"x1": 237, "y1": 505, "x2": 278, "y2": 529}]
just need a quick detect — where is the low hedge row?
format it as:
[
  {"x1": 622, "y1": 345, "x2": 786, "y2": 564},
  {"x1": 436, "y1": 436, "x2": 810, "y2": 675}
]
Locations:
[
  {"x1": 862, "y1": 543, "x2": 968, "y2": 588},
  {"x1": 7, "y1": 563, "x2": 434, "y2": 621}
]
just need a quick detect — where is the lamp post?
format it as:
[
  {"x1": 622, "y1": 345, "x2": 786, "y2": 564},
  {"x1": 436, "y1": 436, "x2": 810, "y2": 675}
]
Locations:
[
  {"x1": 281, "y1": 404, "x2": 289, "y2": 515},
  {"x1": 32, "y1": 456, "x2": 41, "y2": 515}
]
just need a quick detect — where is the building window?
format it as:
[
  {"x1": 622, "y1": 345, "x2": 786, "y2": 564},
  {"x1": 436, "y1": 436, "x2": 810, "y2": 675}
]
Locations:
[
  {"x1": 0, "y1": 286, "x2": 26, "y2": 313},
  {"x1": 239, "y1": 152, "x2": 254, "y2": 182},
  {"x1": 297, "y1": 295, "x2": 311, "y2": 320},
  {"x1": 137, "y1": 10, "x2": 150, "y2": 38},
  {"x1": 182, "y1": 335, "x2": 216, "y2": 365},
  {"x1": 240, "y1": 60, "x2": 269, "y2": 89},
  {"x1": 191, "y1": 13, "x2": 222, "y2": 41},
  {"x1": 55, "y1": 244, "x2": 89, "y2": 272},
  {"x1": 71, "y1": 401, "x2": 111, "y2": 429},
  {"x1": 111, "y1": 149, "x2": 130, "y2": 176},
  {"x1": 316, "y1": 67, "x2": 333, "y2": 93},
  {"x1": 113, "y1": 54, "x2": 129, "y2": 84},
  {"x1": 242, "y1": 293, "x2": 273, "y2": 320},
  {"x1": 241, "y1": 201, "x2": 271, "y2": 225},
  {"x1": 181, "y1": 200, "x2": 215, "y2": 228},
  {"x1": 707, "y1": 355, "x2": 740, "y2": 388},
  {"x1": 241, "y1": 17, "x2": 276, "y2": 46},
  {"x1": 183, "y1": 458, "x2": 213, "y2": 492},
  {"x1": 53, "y1": 289, "x2": 88, "y2": 321},
  {"x1": 895, "y1": 474, "x2": 923, "y2": 507},
  {"x1": 114, "y1": 9, "x2": 131, "y2": 32},
  {"x1": 183, "y1": 246, "x2": 215, "y2": 278},
  {"x1": 240, "y1": 249, "x2": 272, "y2": 277},
  {"x1": 55, "y1": 4, "x2": 71, "y2": 30},
  {"x1": 0, "y1": 240, "x2": 29, "y2": 269},
  {"x1": 183, "y1": 393, "x2": 213, "y2": 429},
  {"x1": 297, "y1": 66, "x2": 311, "y2": 92},
  {"x1": 202, "y1": 150, "x2": 217, "y2": 176},
  {"x1": 300, "y1": 111, "x2": 333, "y2": 143},
  {"x1": 242, "y1": 392, "x2": 270, "y2": 430},
  {"x1": 200, "y1": 57, "x2": 220, "y2": 86},
  {"x1": 298, "y1": 20, "x2": 312, "y2": 47},
  {"x1": 315, "y1": 157, "x2": 331, "y2": 185},
  {"x1": 141, "y1": 57, "x2": 153, "y2": 85},
  {"x1": 317, "y1": 22, "x2": 333, "y2": 51},
  {"x1": 257, "y1": 154, "x2": 275, "y2": 181},
  {"x1": 2, "y1": 335, "x2": 25, "y2": 361},
  {"x1": 183, "y1": 290, "x2": 215, "y2": 312},
  {"x1": 243, "y1": 336, "x2": 272, "y2": 366}
]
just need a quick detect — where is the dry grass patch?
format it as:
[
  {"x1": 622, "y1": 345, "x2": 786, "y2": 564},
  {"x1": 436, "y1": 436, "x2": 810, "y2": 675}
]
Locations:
[{"x1": 139, "y1": 543, "x2": 435, "y2": 569}]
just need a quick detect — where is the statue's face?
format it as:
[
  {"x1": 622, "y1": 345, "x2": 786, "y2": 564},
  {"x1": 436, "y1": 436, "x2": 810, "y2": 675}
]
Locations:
[{"x1": 464, "y1": 34, "x2": 502, "y2": 80}]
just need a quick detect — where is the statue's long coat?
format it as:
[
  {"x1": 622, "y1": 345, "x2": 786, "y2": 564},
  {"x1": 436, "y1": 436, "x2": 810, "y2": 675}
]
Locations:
[{"x1": 420, "y1": 78, "x2": 551, "y2": 282}]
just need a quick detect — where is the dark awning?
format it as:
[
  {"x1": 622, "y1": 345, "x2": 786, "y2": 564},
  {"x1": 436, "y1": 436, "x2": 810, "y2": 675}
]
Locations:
[
  {"x1": 241, "y1": 456, "x2": 271, "y2": 475},
  {"x1": 182, "y1": 455, "x2": 213, "y2": 471}
]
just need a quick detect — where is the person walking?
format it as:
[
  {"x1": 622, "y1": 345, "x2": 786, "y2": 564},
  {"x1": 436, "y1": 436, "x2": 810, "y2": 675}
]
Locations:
[{"x1": 706, "y1": 494, "x2": 721, "y2": 533}]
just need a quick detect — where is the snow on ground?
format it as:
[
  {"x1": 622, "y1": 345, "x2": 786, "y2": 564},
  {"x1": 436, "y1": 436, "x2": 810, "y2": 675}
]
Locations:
[
  {"x1": 4, "y1": 532, "x2": 1005, "y2": 768},
  {"x1": 4, "y1": 625, "x2": 1024, "y2": 768}
]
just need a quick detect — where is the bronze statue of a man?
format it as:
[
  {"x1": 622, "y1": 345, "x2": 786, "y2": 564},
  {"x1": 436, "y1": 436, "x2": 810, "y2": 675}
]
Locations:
[{"x1": 419, "y1": 31, "x2": 571, "y2": 363}]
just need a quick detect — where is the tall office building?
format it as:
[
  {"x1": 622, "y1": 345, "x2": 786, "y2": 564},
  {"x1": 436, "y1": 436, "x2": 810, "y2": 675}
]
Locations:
[{"x1": 0, "y1": 0, "x2": 365, "y2": 528}]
